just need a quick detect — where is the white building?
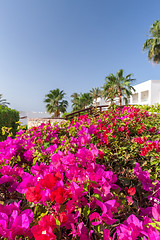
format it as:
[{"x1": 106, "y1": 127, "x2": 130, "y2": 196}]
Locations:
[
  {"x1": 130, "y1": 80, "x2": 160, "y2": 105},
  {"x1": 97, "y1": 80, "x2": 160, "y2": 106}
]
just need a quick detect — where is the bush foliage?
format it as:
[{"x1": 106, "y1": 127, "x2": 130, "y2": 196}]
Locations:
[
  {"x1": 138, "y1": 103, "x2": 160, "y2": 114},
  {"x1": 0, "y1": 106, "x2": 19, "y2": 141},
  {"x1": 1, "y1": 106, "x2": 160, "y2": 239}
]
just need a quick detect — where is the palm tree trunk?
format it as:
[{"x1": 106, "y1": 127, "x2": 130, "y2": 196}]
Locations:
[
  {"x1": 55, "y1": 109, "x2": 60, "y2": 117},
  {"x1": 95, "y1": 97, "x2": 97, "y2": 107},
  {"x1": 111, "y1": 98, "x2": 114, "y2": 104},
  {"x1": 118, "y1": 88, "x2": 122, "y2": 106}
]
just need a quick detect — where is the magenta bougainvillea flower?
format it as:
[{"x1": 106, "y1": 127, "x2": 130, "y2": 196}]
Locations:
[
  {"x1": 0, "y1": 106, "x2": 160, "y2": 239},
  {"x1": 0, "y1": 202, "x2": 33, "y2": 239}
]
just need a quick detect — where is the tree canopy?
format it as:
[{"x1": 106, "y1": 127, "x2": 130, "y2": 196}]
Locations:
[
  {"x1": 44, "y1": 89, "x2": 68, "y2": 117},
  {"x1": 143, "y1": 20, "x2": 160, "y2": 63},
  {"x1": 103, "y1": 69, "x2": 135, "y2": 106},
  {"x1": 90, "y1": 87, "x2": 102, "y2": 106},
  {"x1": 0, "y1": 94, "x2": 10, "y2": 107},
  {"x1": 71, "y1": 92, "x2": 93, "y2": 112}
]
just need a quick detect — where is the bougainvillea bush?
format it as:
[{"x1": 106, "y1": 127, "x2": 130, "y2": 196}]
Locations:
[
  {"x1": 138, "y1": 103, "x2": 160, "y2": 114},
  {"x1": 1, "y1": 106, "x2": 160, "y2": 239}
]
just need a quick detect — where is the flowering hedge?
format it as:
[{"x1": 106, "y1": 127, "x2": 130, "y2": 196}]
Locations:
[
  {"x1": 1, "y1": 106, "x2": 160, "y2": 239},
  {"x1": 138, "y1": 103, "x2": 160, "y2": 114},
  {"x1": 0, "y1": 106, "x2": 19, "y2": 141}
]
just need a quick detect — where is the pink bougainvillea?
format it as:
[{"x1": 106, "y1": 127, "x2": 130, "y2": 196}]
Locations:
[{"x1": 0, "y1": 106, "x2": 160, "y2": 239}]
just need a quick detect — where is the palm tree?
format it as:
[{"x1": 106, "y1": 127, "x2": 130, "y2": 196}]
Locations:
[
  {"x1": 80, "y1": 93, "x2": 93, "y2": 109},
  {"x1": 71, "y1": 93, "x2": 81, "y2": 111},
  {"x1": 104, "y1": 69, "x2": 135, "y2": 106},
  {"x1": 44, "y1": 89, "x2": 68, "y2": 117},
  {"x1": 71, "y1": 95, "x2": 81, "y2": 112},
  {"x1": 90, "y1": 87, "x2": 102, "y2": 106},
  {"x1": 143, "y1": 20, "x2": 160, "y2": 63},
  {"x1": 71, "y1": 92, "x2": 93, "y2": 112},
  {"x1": 102, "y1": 82, "x2": 117, "y2": 105},
  {"x1": 0, "y1": 94, "x2": 10, "y2": 107},
  {"x1": 71, "y1": 93, "x2": 79, "y2": 105}
]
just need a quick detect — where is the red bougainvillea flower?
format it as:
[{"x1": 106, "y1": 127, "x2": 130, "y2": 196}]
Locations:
[
  {"x1": 138, "y1": 129, "x2": 143, "y2": 134},
  {"x1": 149, "y1": 127, "x2": 156, "y2": 132},
  {"x1": 59, "y1": 211, "x2": 68, "y2": 223},
  {"x1": 98, "y1": 150, "x2": 105, "y2": 159},
  {"x1": 50, "y1": 187, "x2": 71, "y2": 204},
  {"x1": 140, "y1": 147, "x2": 148, "y2": 156},
  {"x1": 55, "y1": 171, "x2": 62, "y2": 180},
  {"x1": 31, "y1": 225, "x2": 56, "y2": 240},
  {"x1": 31, "y1": 214, "x2": 57, "y2": 240},
  {"x1": 127, "y1": 187, "x2": 136, "y2": 196},
  {"x1": 25, "y1": 184, "x2": 41, "y2": 202},
  {"x1": 40, "y1": 173, "x2": 58, "y2": 189},
  {"x1": 39, "y1": 214, "x2": 57, "y2": 230}
]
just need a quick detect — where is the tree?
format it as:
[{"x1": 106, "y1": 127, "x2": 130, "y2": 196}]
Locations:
[
  {"x1": 103, "y1": 82, "x2": 117, "y2": 105},
  {"x1": 71, "y1": 93, "x2": 81, "y2": 111},
  {"x1": 143, "y1": 20, "x2": 160, "y2": 63},
  {"x1": 71, "y1": 93, "x2": 79, "y2": 105},
  {"x1": 44, "y1": 89, "x2": 68, "y2": 117},
  {"x1": 104, "y1": 69, "x2": 135, "y2": 106},
  {"x1": 71, "y1": 92, "x2": 93, "y2": 112},
  {"x1": 0, "y1": 94, "x2": 10, "y2": 107},
  {"x1": 90, "y1": 87, "x2": 102, "y2": 106},
  {"x1": 71, "y1": 94, "x2": 81, "y2": 112},
  {"x1": 80, "y1": 93, "x2": 93, "y2": 109}
]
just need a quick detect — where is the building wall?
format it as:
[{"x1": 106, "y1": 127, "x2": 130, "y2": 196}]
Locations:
[
  {"x1": 150, "y1": 80, "x2": 160, "y2": 105},
  {"x1": 130, "y1": 80, "x2": 151, "y2": 105},
  {"x1": 98, "y1": 80, "x2": 160, "y2": 106},
  {"x1": 131, "y1": 80, "x2": 160, "y2": 105},
  {"x1": 97, "y1": 97, "x2": 107, "y2": 105}
]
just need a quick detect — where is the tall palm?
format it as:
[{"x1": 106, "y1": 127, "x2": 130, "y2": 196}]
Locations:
[
  {"x1": 102, "y1": 83, "x2": 117, "y2": 105},
  {"x1": 0, "y1": 94, "x2": 10, "y2": 107},
  {"x1": 104, "y1": 69, "x2": 135, "y2": 106},
  {"x1": 71, "y1": 93, "x2": 79, "y2": 105},
  {"x1": 80, "y1": 93, "x2": 93, "y2": 109},
  {"x1": 143, "y1": 20, "x2": 160, "y2": 63},
  {"x1": 44, "y1": 89, "x2": 68, "y2": 117},
  {"x1": 71, "y1": 92, "x2": 93, "y2": 112},
  {"x1": 71, "y1": 93, "x2": 80, "y2": 111},
  {"x1": 71, "y1": 95, "x2": 81, "y2": 112},
  {"x1": 90, "y1": 87, "x2": 102, "y2": 106}
]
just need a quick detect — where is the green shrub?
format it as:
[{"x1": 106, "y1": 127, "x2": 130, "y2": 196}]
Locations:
[
  {"x1": 138, "y1": 103, "x2": 160, "y2": 114},
  {"x1": 0, "y1": 106, "x2": 19, "y2": 141}
]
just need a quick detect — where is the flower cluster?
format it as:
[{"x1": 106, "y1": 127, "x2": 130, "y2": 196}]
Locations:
[
  {"x1": 0, "y1": 201, "x2": 33, "y2": 239},
  {"x1": 0, "y1": 106, "x2": 160, "y2": 239}
]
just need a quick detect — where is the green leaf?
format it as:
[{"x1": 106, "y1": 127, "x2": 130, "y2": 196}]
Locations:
[
  {"x1": 33, "y1": 157, "x2": 38, "y2": 165},
  {"x1": 56, "y1": 218, "x2": 61, "y2": 226},
  {"x1": 92, "y1": 193, "x2": 102, "y2": 201},
  {"x1": 83, "y1": 205, "x2": 90, "y2": 218},
  {"x1": 150, "y1": 160, "x2": 158, "y2": 166},
  {"x1": 91, "y1": 181, "x2": 99, "y2": 186},
  {"x1": 83, "y1": 182, "x2": 90, "y2": 191},
  {"x1": 34, "y1": 204, "x2": 47, "y2": 221},
  {"x1": 43, "y1": 142, "x2": 50, "y2": 150}
]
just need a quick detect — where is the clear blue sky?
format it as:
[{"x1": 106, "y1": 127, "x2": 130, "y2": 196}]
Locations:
[{"x1": 1, "y1": 0, "x2": 160, "y2": 112}]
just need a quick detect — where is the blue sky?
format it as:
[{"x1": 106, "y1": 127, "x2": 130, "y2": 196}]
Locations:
[{"x1": 0, "y1": 0, "x2": 160, "y2": 112}]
